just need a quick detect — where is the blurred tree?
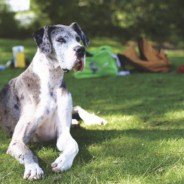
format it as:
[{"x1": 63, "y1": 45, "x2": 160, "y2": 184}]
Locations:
[
  {"x1": 31, "y1": 0, "x2": 117, "y2": 37},
  {"x1": 1, "y1": 0, "x2": 183, "y2": 44},
  {"x1": 0, "y1": 3, "x2": 19, "y2": 38},
  {"x1": 113, "y1": 0, "x2": 184, "y2": 43},
  {"x1": 0, "y1": 1, "x2": 35, "y2": 38},
  {"x1": 31, "y1": 0, "x2": 184, "y2": 43}
]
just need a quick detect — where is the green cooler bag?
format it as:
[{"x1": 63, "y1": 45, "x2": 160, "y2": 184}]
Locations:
[{"x1": 74, "y1": 45, "x2": 118, "y2": 79}]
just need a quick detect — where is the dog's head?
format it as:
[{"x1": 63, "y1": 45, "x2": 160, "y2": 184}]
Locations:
[{"x1": 32, "y1": 22, "x2": 89, "y2": 73}]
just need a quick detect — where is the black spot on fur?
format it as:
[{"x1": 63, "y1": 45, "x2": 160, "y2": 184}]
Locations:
[
  {"x1": 14, "y1": 104, "x2": 19, "y2": 110},
  {"x1": 16, "y1": 96, "x2": 19, "y2": 102},
  {"x1": 60, "y1": 80, "x2": 69, "y2": 95},
  {"x1": 4, "y1": 110, "x2": 7, "y2": 114},
  {"x1": 60, "y1": 80, "x2": 66, "y2": 88},
  {"x1": 50, "y1": 92, "x2": 53, "y2": 96},
  {"x1": 18, "y1": 154, "x2": 24, "y2": 161},
  {"x1": 20, "y1": 94, "x2": 24, "y2": 100},
  {"x1": 46, "y1": 109, "x2": 50, "y2": 114}
]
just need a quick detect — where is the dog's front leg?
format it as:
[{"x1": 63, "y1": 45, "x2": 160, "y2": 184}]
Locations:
[
  {"x1": 51, "y1": 89, "x2": 79, "y2": 172},
  {"x1": 7, "y1": 109, "x2": 44, "y2": 180}
]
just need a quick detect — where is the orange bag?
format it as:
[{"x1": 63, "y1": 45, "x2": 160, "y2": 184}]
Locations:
[{"x1": 121, "y1": 38, "x2": 173, "y2": 72}]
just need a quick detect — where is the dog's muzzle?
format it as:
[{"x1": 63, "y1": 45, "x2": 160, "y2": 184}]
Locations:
[{"x1": 73, "y1": 46, "x2": 85, "y2": 72}]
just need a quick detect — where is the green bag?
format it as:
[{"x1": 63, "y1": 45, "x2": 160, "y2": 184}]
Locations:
[{"x1": 74, "y1": 45, "x2": 118, "y2": 79}]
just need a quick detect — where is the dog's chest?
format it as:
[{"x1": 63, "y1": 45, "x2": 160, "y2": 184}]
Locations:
[
  {"x1": 33, "y1": 93, "x2": 58, "y2": 142},
  {"x1": 30, "y1": 61, "x2": 66, "y2": 142},
  {"x1": 34, "y1": 115, "x2": 57, "y2": 142}
]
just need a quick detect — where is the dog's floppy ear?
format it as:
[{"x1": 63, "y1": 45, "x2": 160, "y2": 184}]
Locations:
[
  {"x1": 70, "y1": 22, "x2": 89, "y2": 47},
  {"x1": 32, "y1": 26, "x2": 54, "y2": 54}
]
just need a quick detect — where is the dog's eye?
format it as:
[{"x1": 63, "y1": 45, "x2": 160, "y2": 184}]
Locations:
[
  {"x1": 57, "y1": 38, "x2": 65, "y2": 43},
  {"x1": 76, "y1": 37, "x2": 80, "y2": 42}
]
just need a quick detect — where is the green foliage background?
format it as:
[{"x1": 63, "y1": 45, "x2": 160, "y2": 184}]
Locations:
[{"x1": 0, "y1": 0, "x2": 184, "y2": 45}]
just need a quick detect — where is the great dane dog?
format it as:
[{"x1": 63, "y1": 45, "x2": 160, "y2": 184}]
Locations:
[{"x1": 0, "y1": 22, "x2": 107, "y2": 180}]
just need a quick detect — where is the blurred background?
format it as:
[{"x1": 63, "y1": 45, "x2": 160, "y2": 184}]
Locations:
[{"x1": 0, "y1": 0, "x2": 184, "y2": 48}]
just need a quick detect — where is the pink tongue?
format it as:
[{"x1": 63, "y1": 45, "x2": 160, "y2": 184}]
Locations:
[{"x1": 80, "y1": 57, "x2": 85, "y2": 71}]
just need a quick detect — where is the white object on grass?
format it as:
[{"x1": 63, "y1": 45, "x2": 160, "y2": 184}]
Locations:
[{"x1": 78, "y1": 108, "x2": 107, "y2": 125}]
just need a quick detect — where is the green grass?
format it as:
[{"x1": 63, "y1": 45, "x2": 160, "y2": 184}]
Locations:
[{"x1": 0, "y1": 38, "x2": 184, "y2": 184}]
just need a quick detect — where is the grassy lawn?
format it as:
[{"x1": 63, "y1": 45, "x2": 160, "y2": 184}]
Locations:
[{"x1": 0, "y1": 38, "x2": 184, "y2": 184}]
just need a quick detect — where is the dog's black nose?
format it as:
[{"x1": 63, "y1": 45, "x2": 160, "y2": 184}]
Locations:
[{"x1": 74, "y1": 46, "x2": 85, "y2": 58}]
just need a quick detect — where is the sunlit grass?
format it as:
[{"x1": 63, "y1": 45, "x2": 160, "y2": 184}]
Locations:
[{"x1": 0, "y1": 38, "x2": 184, "y2": 183}]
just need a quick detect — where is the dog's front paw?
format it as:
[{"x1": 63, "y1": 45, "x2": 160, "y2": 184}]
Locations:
[
  {"x1": 23, "y1": 163, "x2": 44, "y2": 180},
  {"x1": 51, "y1": 154, "x2": 73, "y2": 173}
]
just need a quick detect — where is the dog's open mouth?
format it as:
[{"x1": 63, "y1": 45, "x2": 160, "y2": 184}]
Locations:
[{"x1": 73, "y1": 57, "x2": 85, "y2": 72}]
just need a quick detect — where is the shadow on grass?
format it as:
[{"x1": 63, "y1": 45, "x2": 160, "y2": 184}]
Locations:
[
  {"x1": 70, "y1": 124, "x2": 184, "y2": 180},
  {"x1": 27, "y1": 120, "x2": 184, "y2": 163},
  {"x1": 0, "y1": 116, "x2": 184, "y2": 183}
]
